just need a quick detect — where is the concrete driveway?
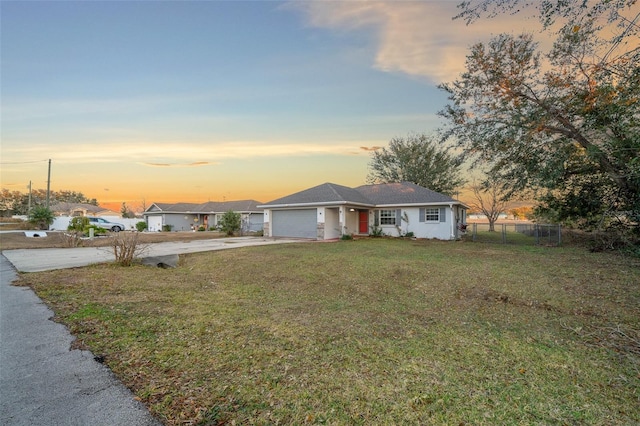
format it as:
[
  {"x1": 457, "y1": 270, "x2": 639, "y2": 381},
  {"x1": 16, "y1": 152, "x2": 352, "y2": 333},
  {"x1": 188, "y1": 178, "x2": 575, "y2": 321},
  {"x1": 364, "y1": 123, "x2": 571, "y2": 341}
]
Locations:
[{"x1": 3, "y1": 236, "x2": 305, "y2": 272}]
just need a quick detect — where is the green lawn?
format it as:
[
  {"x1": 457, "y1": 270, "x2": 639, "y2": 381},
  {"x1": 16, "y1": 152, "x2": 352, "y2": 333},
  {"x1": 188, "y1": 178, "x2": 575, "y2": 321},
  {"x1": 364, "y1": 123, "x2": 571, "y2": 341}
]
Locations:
[{"x1": 18, "y1": 239, "x2": 640, "y2": 425}]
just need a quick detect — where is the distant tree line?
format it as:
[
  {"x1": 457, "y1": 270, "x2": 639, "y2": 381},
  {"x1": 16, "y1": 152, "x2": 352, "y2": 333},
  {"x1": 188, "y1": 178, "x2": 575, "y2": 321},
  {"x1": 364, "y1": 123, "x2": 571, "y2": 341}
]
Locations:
[{"x1": 0, "y1": 189, "x2": 98, "y2": 216}]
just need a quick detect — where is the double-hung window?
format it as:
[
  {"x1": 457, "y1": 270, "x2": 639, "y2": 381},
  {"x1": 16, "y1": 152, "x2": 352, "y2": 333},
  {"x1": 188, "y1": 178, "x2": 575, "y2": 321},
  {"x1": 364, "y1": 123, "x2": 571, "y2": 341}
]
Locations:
[
  {"x1": 419, "y1": 207, "x2": 441, "y2": 222},
  {"x1": 379, "y1": 209, "x2": 396, "y2": 225}
]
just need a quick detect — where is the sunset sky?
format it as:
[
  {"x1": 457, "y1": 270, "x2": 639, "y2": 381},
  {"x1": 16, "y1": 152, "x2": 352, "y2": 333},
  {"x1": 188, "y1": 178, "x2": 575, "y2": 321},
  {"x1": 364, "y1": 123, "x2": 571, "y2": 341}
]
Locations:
[{"x1": 1, "y1": 1, "x2": 546, "y2": 211}]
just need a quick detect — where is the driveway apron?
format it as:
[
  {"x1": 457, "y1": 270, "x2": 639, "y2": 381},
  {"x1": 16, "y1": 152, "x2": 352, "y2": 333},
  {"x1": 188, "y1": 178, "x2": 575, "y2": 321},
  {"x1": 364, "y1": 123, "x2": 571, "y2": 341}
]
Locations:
[{"x1": 0, "y1": 254, "x2": 161, "y2": 425}]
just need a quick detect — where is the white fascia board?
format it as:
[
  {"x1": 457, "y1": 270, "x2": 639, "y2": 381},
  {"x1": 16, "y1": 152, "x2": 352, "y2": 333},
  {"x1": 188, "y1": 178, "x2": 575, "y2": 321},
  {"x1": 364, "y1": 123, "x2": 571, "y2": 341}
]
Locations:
[
  {"x1": 144, "y1": 203, "x2": 163, "y2": 213},
  {"x1": 373, "y1": 202, "x2": 459, "y2": 208},
  {"x1": 374, "y1": 201, "x2": 469, "y2": 209},
  {"x1": 205, "y1": 210, "x2": 263, "y2": 214}
]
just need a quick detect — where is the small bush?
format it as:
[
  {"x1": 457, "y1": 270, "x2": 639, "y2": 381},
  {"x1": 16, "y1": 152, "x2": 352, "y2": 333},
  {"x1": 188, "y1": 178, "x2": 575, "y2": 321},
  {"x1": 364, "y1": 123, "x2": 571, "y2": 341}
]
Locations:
[
  {"x1": 28, "y1": 206, "x2": 54, "y2": 230},
  {"x1": 370, "y1": 226, "x2": 384, "y2": 237},
  {"x1": 65, "y1": 217, "x2": 90, "y2": 247},
  {"x1": 136, "y1": 221, "x2": 148, "y2": 232},
  {"x1": 218, "y1": 210, "x2": 241, "y2": 236},
  {"x1": 112, "y1": 232, "x2": 147, "y2": 266},
  {"x1": 589, "y1": 228, "x2": 640, "y2": 255},
  {"x1": 88, "y1": 225, "x2": 107, "y2": 236},
  {"x1": 162, "y1": 224, "x2": 173, "y2": 232},
  {"x1": 62, "y1": 233, "x2": 83, "y2": 247},
  {"x1": 69, "y1": 216, "x2": 90, "y2": 232},
  {"x1": 341, "y1": 234, "x2": 353, "y2": 240}
]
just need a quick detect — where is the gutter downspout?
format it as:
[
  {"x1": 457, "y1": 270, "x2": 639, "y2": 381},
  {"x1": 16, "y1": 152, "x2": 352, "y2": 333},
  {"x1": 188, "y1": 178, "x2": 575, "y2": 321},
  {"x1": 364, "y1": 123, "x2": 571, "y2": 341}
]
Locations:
[{"x1": 450, "y1": 204, "x2": 455, "y2": 240}]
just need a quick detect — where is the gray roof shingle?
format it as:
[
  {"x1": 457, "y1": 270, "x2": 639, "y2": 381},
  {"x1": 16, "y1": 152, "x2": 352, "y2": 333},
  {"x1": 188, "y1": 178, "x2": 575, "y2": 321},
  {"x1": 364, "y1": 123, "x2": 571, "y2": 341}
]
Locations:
[
  {"x1": 355, "y1": 182, "x2": 456, "y2": 205},
  {"x1": 146, "y1": 200, "x2": 262, "y2": 214},
  {"x1": 261, "y1": 183, "x2": 373, "y2": 206},
  {"x1": 260, "y1": 182, "x2": 459, "y2": 207}
]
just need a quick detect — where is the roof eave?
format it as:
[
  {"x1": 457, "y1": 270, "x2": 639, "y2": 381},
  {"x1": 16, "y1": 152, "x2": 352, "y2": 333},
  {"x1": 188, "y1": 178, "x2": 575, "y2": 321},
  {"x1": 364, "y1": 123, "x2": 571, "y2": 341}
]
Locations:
[
  {"x1": 258, "y1": 201, "x2": 374, "y2": 209},
  {"x1": 374, "y1": 201, "x2": 469, "y2": 208}
]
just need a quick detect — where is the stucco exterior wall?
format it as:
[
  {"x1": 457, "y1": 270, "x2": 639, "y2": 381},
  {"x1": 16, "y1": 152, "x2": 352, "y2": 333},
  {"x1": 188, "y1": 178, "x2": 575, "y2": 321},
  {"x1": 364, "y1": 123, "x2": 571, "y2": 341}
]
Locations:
[{"x1": 376, "y1": 206, "x2": 458, "y2": 240}]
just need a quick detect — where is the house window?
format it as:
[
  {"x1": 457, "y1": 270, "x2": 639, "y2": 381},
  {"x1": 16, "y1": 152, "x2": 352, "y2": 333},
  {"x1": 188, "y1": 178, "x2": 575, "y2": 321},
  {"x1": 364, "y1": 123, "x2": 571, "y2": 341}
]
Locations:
[
  {"x1": 379, "y1": 209, "x2": 396, "y2": 225},
  {"x1": 419, "y1": 208, "x2": 440, "y2": 222}
]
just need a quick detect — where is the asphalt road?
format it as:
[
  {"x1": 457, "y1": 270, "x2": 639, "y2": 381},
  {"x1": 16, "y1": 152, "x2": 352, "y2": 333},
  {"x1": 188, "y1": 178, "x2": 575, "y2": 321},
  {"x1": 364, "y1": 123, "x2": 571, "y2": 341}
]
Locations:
[{"x1": 0, "y1": 236, "x2": 304, "y2": 425}]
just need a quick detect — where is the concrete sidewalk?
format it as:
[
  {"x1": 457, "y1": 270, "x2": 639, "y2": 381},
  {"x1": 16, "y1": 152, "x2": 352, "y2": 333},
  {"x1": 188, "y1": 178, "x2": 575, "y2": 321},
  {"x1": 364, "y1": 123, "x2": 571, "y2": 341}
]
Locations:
[
  {"x1": 0, "y1": 254, "x2": 161, "y2": 425},
  {"x1": 3, "y1": 236, "x2": 304, "y2": 272}
]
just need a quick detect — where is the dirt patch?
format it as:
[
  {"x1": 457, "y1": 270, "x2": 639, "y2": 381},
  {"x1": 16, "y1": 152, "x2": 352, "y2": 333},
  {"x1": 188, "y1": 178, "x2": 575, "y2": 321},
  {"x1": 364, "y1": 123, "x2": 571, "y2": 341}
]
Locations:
[{"x1": 455, "y1": 286, "x2": 608, "y2": 319}]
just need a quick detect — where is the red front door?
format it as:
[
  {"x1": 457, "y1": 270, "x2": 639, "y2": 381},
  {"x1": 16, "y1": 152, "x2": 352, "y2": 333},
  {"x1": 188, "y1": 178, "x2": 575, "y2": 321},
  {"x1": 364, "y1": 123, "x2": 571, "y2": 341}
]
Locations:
[{"x1": 359, "y1": 211, "x2": 369, "y2": 234}]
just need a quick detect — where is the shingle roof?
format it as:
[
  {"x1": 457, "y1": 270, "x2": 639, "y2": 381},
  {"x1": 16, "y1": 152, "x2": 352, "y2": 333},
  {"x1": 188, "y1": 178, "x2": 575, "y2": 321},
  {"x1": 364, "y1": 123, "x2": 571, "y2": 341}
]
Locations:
[
  {"x1": 260, "y1": 182, "x2": 460, "y2": 208},
  {"x1": 261, "y1": 183, "x2": 373, "y2": 206},
  {"x1": 50, "y1": 202, "x2": 117, "y2": 215},
  {"x1": 355, "y1": 182, "x2": 456, "y2": 205},
  {"x1": 194, "y1": 200, "x2": 262, "y2": 213},
  {"x1": 146, "y1": 200, "x2": 263, "y2": 214}
]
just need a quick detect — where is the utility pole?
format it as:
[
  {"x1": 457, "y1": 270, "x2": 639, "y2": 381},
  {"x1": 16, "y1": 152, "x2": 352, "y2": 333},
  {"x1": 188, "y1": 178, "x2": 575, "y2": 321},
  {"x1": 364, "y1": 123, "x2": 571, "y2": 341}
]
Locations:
[
  {"x1": 28, "y1": 181, "x2": 32, "y2": 214},
  {"x1": 46, "y1": 159, "x2": 51, "y2": 209}
]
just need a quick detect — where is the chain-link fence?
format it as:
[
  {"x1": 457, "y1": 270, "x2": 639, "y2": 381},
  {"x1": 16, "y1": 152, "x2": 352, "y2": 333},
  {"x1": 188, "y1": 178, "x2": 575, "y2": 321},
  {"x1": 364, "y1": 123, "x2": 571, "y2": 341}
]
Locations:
[{"x1": 464, "y1": 223, "x2": 562, "y2": 246}]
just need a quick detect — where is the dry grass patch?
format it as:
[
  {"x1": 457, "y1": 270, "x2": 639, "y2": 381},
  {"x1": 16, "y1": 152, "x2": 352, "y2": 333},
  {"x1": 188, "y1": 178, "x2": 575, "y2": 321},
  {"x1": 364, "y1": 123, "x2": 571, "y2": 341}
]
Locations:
[{"x1": 16, "y1": 239, "x2": 640, "y2": 425}]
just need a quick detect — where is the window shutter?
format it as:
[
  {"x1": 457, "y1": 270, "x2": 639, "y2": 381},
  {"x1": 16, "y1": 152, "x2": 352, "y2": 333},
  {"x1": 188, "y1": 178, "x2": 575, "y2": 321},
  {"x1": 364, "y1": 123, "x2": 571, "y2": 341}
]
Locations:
[
  {"x1": 419, "y1": 208, "x2": 425, "y2": 222},
  {"x1": 440, "y1": 207, "x2": 446, "y2": 222},
  {"x1": 396, "y1": 209, "x2": 402, "y2": 225},
  {"x1": 374, "y1": 210, "x2": 379, "y2": 226}
]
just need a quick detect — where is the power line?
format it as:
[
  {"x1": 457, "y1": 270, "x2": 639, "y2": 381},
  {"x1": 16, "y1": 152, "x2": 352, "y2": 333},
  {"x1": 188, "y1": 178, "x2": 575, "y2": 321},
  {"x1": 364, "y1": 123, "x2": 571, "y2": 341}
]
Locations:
[{"x1": 0, "y1": 159, "x2": 49, "y2": 165}]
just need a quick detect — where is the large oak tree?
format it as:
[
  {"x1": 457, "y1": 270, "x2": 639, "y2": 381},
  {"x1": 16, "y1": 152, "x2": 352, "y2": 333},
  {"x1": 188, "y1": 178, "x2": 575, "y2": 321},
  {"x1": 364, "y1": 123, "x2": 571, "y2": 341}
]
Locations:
[
  {"x1": 440, "y1": 1, "x2": 639, "y2": 232},
  {"x1": 366, "y1": 133, "x2": 465, "y2": 196}
]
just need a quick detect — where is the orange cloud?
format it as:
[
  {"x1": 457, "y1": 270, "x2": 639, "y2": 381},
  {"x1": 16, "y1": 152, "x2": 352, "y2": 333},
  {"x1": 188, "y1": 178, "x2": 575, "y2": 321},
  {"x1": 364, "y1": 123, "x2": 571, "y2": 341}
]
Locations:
[
  {"x1": 360, "y1": 146, "x2": 382, "y2": 152},
  {"x1": 289, "y1": 1, "x2": 552, "y2": 84},
  {"x1": 141, "y1": 161, "x2": 216, "y2": 168}
]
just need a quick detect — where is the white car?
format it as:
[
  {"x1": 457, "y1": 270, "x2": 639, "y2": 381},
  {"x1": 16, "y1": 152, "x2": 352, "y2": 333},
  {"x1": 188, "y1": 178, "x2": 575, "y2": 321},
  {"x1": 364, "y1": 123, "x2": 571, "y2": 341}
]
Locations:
[{"x1": 87, "y1": 217, "x2": 125, "y2": 232}]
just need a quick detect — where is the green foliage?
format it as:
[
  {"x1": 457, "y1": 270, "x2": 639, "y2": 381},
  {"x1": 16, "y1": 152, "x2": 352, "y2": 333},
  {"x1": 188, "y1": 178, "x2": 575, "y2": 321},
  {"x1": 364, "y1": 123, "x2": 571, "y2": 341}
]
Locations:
[
  {"x1": 67, "y1": 217, "x2": 106, "y2": 236},
  {"x1": 217, "y1": 210, "x2": 241, "y2": 236},
  {"x1": 136, "y1": 221, "x2": 148, "y2": 232},
  {"x1": 340, "y1": 233, "x2": 353, "y2": 240},
  {"x1": 1, "y1": 188, "x2": 98, "y2": 215},
  {"x1": 28, "y1": 206, "x2": 54, "y2": 230},
  {"x1": 440, "y1": 1, "x2": 640, "y2": 238},
  {"x1": 68, "y1": 216, "x2": 90, "y2": 232},
  {"x1": 162, "y1": 224, "x2": 173, "y2": 232},
  {"x1": 366, "y1": 133, "x2": 465, "y2": 196},
  {"x1": 369, "y1": 226, "x2": 384, "y2": 237},
  {"x1": 88, "y1": 225, "x2": 107, "y2": 236},
  {"x1": 120, "y1": 202, "x2": 135, "y2": 218},
  {"x1": 64, "y1": 217, "x2": 91, "y2": 247}
]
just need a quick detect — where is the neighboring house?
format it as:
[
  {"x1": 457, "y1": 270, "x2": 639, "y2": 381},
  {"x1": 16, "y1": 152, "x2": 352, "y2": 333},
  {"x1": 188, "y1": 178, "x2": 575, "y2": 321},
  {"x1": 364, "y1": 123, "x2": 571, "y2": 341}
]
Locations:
[
  {"x1": 258, "y1": 182, "x2": 468, "y2": 240},
  {"x1": 50, "y1": 202, "x2": 119, "y2": 217},
  {"x1": 143, "y1": 200, "x2": 264, "y2": 232},
  {"x1": 48, "y1": 203, "x2": 139, "y2": 231}
]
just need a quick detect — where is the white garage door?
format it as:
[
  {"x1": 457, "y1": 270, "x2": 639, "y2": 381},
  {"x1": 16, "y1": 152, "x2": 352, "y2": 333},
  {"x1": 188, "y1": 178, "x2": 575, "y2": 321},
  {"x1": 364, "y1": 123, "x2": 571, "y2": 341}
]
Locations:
[
  {"x1": 147, "y1": 216, "x2": 163, "y2": 232},
  {"x1": 272, "y1": 209, "x2": 317, "y2": 238}
]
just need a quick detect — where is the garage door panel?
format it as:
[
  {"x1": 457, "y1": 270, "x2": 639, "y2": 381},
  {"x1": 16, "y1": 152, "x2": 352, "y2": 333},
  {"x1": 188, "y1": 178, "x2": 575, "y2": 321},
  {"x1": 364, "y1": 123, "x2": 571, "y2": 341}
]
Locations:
[
  {"x1": 147, "y1": 216, "x2": 163, "y2": 232},
  {"x1": 272, "y1": 209, "x2": 317, "y2": 238}
]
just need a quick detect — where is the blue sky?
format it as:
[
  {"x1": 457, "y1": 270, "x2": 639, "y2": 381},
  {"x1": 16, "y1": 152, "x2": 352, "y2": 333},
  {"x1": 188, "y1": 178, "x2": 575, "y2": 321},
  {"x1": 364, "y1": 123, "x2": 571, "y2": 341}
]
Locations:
[{"x1": 1, "y1": 1, "x2": 538, "y2": 208}]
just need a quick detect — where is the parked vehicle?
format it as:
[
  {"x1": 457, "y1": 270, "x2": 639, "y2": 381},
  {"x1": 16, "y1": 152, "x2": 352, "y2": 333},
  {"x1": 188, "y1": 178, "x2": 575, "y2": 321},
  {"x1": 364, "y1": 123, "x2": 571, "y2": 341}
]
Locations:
[{"x1": 87, "y1": 217, "x2": 125, "y2": 232}]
